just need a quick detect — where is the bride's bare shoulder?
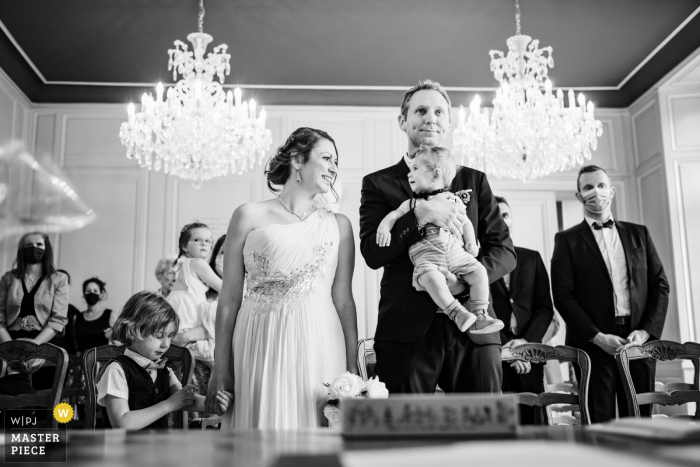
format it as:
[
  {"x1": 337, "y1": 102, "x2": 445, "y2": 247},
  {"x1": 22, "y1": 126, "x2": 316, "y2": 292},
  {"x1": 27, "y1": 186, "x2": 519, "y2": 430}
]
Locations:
[{"x1": 231, "y1": 199, "x2": 278, "y2": 229}]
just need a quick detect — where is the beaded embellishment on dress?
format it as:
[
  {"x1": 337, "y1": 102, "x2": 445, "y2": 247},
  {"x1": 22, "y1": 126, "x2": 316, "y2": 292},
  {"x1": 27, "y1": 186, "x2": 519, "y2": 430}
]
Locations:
[{"x1": 245, "y1": 240, "x2": 333, "y2": 306}]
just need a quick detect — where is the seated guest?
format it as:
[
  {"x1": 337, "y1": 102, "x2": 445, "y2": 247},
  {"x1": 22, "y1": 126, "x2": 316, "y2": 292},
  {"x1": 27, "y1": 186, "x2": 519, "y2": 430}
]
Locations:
[
  {"x1": 551, "y1": 165, "x2": 669, "y2": 423},
  {"x1": 49, "y1": 269, "x2": 80, "y2": 354},
  {"x1": 73, "y1": 277, "x2": 114, "y2": 354},
  {"x1": 0, "y1": 232, "x2": 68, "y2": 390},
  {"x1": 97, "y1": 291, "x2": 232, "y2": 430},
  {"x1": 493, "y1": 196, "x2": 554, "y2": 424},
  {"x1": 154, "y1": 258, "x2": 176, "y2": 298}
]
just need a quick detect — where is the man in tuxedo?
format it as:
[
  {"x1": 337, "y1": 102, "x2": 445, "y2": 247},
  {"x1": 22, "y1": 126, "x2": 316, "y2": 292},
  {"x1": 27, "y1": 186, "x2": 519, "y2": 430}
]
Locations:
[
  {"x1": 359, "y1": 80, "x2": 516, "y2": 394},
  {"x1": 551, "y1": 165, "x2": 669, "y2": 423},
  {"x1": 493, "y1": 196, "x2": 554, "y2": 424}
]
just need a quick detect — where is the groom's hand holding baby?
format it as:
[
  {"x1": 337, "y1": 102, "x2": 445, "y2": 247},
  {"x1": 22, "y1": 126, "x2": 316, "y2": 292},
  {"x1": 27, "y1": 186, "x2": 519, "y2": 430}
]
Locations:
[{"x1": 414, "y1": 193, "x2": 467, "y2": 239}]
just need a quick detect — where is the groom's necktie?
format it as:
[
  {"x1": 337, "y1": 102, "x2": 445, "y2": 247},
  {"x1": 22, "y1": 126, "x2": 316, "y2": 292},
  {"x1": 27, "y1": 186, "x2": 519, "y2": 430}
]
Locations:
[{"x1": 592, "y1": 219, "x2": 615, "y2": 230}]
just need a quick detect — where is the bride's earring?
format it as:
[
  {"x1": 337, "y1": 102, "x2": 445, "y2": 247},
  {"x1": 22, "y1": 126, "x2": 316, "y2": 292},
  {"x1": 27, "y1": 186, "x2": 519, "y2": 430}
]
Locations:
[{"x1": 296, "y1": 169, "x2": 301, "y2": 183}]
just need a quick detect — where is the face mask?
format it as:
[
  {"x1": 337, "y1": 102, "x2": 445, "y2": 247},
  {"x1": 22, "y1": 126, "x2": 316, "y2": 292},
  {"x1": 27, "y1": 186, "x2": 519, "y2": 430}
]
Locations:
[
  {"x1": 23, "y1": 246, "x2": 45, "y2": 264},
  {"x1": 84, "y1": 292, "x2": 100, "y2": 306},
  {"x1": 215, "y1": 255, "x2": 224, "y2": 276},
  {"x1": 580, "y1": 187, "x2": 613, "y2": 214}
]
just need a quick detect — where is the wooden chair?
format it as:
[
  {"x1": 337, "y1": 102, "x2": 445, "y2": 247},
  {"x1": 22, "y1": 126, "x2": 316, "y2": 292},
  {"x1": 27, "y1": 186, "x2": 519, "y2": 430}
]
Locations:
[
  {"x1": 61, "y1": 354, "x2": 88, "y2": 428},
  {"x1": 0, "y1": 341, "x2": 69, "y2": 429},
  {"x1": 83, "y1": 344, "x2": 195, "y2": 429},
  {"x1": 501, "y1": 343, "x2": 592, "y2": 425},
  {"x1": 357, "y1": 338, "x2": 376, "y2": 381},
  {"x1": 615, "y1": 340, "x2": 700, "y2": 419}
]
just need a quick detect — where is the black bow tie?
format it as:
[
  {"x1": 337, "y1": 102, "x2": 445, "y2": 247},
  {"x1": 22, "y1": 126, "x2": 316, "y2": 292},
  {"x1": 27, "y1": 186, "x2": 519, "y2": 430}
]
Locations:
[
  {"x1": 592, "y1": 219, "x2": 615, "y2": 230},
  {"x1": 413, "y1": 188, "x2": 447, "y2": 200}
]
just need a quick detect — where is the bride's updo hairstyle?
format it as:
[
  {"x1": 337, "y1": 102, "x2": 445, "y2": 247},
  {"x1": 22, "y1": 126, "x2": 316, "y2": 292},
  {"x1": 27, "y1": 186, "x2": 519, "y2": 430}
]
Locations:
[{"x1": 264, "y1": 127, "x2": 339, "y2": 200}]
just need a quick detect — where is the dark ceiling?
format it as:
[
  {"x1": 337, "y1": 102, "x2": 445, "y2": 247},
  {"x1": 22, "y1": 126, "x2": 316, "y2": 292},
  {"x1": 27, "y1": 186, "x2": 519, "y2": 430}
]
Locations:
[{"x1": 1, "y1": 0, "x2": 700, "y2": 108}]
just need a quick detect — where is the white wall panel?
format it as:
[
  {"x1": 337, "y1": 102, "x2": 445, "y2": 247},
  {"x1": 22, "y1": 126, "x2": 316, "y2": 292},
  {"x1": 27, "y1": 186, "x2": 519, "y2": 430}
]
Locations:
[
  {"x1": 57, "y1": 169, "x2": 148, "y2": 316},
  {"x1": 62, "y1": 116, "x2": 131, "y2": 167},
  {"x1": 670, "y1": 94, "x2": 700, "y2": 150},
  {"x1": 638, "y1": 164, "x2": 679, "y2": 341},
  {"x1": 632, "y1": 101, "x2": 662, "y2": 167}
]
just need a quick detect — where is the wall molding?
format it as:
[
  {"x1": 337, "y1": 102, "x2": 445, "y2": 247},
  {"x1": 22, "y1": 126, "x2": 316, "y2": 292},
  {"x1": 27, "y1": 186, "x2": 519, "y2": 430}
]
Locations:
[{"x1": 667, "y1": 92, "x2": 700, "y2": 152}]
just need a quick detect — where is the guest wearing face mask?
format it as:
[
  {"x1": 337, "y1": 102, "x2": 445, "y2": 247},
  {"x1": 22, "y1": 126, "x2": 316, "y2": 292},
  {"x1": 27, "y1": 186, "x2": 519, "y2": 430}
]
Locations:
[
  {"x1": 73, "y1": 277, "x2": 115, "y2": 354},
  {"x1": 551, "y1": 165, "x2": 669, "y2": 423},
  {"x1": 0, "y1": 232, "x2": 68, "y2": 389}
]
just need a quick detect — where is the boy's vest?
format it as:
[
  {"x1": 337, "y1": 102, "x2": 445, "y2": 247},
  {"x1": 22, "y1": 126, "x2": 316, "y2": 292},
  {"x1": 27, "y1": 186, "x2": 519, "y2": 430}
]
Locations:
[{"x1": 100, "y1": 355, "x2": 171, "y2": 429}]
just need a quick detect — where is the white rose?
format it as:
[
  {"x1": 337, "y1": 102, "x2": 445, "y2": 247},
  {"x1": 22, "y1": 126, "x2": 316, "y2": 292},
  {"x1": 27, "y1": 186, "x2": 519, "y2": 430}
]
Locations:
[
  {"x1": 364, "y1": 377, "x2": 389, "y2": 399},
  {"x1": 323, "y1": 405, "x2": 342, "y2": 429},
  {"x1": 330, "y1": 372, "x2": 365, "y2": 399}
]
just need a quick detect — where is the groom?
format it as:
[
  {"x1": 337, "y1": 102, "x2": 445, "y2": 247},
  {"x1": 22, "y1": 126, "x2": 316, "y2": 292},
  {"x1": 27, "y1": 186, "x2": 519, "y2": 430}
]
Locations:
[{"x1": 360, "y1": 80, "x2": 516, "y2": 394}]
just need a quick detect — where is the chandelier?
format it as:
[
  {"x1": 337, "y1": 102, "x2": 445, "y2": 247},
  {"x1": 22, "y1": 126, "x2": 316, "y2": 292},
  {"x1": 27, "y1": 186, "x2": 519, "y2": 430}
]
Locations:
[
  {"x1": 453, "y1": 0, "x2": 603, "y2": 182},
  {"x1": 119, "y1": 0, "x2": 272, "y2": 187}
]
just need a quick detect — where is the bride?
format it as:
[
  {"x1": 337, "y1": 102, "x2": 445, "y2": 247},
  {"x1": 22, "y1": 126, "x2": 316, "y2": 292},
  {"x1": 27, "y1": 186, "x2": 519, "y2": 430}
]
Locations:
[{"x1": 207, "y1": 127, "x2": 359, "y2": 429}]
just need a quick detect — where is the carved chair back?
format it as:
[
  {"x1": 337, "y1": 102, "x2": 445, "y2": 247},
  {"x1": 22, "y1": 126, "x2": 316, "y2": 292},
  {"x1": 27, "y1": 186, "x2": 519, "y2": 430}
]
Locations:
[
  {"x1": 501, "y1": 344, "x2": 591, "y2": 425},
  {"x1": 0, "y1": 342, "x2": 69, "y2": 429},
  {"x1": 615, "y1": 340, "x2": 700, "y2": 419}
]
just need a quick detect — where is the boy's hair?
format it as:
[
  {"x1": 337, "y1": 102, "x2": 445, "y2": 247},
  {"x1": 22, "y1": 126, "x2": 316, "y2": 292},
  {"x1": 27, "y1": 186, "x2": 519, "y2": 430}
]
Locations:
[
  {"x1": 400, "y1": 79, "x2": 452, "y2": 121},
  {"x1": 576, "y1": 165, "x2": 609, "y2": 192},
  {"x1": 111, "y1": 291, "x2": 179, "y2": 343},
  {"x1": 409, "y1": 145, "x2": 458, "y2": 189}
]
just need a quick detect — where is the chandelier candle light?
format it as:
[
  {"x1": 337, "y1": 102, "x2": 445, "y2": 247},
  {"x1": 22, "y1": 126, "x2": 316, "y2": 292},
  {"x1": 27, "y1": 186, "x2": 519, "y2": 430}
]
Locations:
[
  {"x1": 453, "y1": 0, "x2": 603, "y2": 182},
  {"x1": 120, "y1": 0, "x2": 272, "y2": 187}
]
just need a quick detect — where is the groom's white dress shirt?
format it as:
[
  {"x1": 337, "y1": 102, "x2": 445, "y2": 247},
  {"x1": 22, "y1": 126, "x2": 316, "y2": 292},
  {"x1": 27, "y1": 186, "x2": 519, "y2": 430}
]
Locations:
[{"x1": 584, "y1": 215, "x2": 631, "y2": 318}]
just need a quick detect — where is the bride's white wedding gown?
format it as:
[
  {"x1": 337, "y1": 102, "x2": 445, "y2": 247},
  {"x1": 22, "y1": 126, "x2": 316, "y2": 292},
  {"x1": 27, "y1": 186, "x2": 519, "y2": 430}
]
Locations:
[{"x1": 222, "y1": 208, "x2": 346, "y2": 430}]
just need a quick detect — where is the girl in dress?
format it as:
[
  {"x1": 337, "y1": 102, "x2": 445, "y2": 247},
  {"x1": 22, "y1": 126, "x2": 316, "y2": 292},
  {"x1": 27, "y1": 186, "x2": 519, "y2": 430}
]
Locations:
[
  {"x1": 173, "y1": 234, "x2": 225, "y2": 348},
  {"x1": 208, "y1": 127, "x2": 359, "y2": 430},
  {"x1": 97, "y1": 291, "x2": 232, "y2": 429},
  {"x1": 168, "y1": 222, "x2": 221, "y2": 364}
]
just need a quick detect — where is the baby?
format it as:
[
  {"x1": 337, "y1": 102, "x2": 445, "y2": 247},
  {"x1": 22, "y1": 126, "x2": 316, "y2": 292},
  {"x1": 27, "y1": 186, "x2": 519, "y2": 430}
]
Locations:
[{"x1": 377, "y1": 146, "x2": 503, "y2": 334}]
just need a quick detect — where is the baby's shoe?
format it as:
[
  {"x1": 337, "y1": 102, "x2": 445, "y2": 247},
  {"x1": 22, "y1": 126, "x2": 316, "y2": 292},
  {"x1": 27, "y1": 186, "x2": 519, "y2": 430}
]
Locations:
[
  {"x1": 469, "y1": 312, "x2": 505, "y2": 334},
  {"x1": 466, "y1": 299, "x2": 504, "y2": 334},
  {"x1": 443, "y1": 300, "x2": 477, "y2": 333}
]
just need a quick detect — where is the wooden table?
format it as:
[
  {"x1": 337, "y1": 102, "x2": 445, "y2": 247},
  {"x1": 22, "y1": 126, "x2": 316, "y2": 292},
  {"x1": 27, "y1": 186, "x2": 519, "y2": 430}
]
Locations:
[{"x1": 40, "y1": 427, "x2": 698, "y2": 467}]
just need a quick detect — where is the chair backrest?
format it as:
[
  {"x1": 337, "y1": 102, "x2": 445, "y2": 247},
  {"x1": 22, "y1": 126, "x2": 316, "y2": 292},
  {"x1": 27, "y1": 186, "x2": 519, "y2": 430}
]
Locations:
[
  {"x1": 357, "y1": 338, "x2": 376, "y2": 381},
  {"x1": 61, "y1": 354, "x2": 87, "y2": 428},
  {"x1": 83, "y1": 344, "x2": 195, "y2": 429},
  {"x1": 0, "y1": 341, "x2": 69, "y2": 429},
  {"x1": 615, "y1": 340, "x2": 700, "y2": 419},
  {"x1": 501, "y1": 343, "x2": 591, "y2": 425}
]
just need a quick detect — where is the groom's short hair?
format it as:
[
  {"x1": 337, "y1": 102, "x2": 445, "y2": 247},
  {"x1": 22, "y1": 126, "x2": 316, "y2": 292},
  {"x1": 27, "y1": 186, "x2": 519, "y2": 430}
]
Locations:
[{"x1": 400, "y1": 80, "x2": 452, "y2": 121}]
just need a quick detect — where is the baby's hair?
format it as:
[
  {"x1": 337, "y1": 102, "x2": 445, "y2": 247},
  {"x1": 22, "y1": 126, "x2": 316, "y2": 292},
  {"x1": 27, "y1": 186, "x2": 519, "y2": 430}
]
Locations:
[
  {"x1": 111, "y1": 291, "x2": 180, "y2": 344},
  {"x1": 175, "y1": 221, "x2": 211, "y2": 264},
  {"x1": 408, "y1": 145, "x2": 457, "y2": 189}
]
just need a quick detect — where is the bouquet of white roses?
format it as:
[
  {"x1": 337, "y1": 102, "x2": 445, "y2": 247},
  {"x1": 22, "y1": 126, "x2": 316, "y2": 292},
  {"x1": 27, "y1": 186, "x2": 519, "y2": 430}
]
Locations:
[{"x1": 323, "y1": 372, "x2": 389, "y2": 429}]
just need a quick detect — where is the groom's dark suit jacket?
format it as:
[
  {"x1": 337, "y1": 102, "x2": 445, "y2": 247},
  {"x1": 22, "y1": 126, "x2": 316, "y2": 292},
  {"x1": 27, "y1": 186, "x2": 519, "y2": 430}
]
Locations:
[
  {"x1": 551, "y1": 220, "x2": 669, "y2": 360},
  {"x1": 492, "y1": 247, "x2": 553, "y2": 345},
  {"x1": 360, "y1": 158, "x2": 516, "y2": 345}
]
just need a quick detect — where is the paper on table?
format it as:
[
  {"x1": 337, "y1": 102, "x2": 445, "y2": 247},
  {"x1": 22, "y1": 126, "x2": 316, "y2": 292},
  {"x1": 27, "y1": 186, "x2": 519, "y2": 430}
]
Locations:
[{"x1": 341, "y1": 440, "x2": 674, "y2": 467}]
